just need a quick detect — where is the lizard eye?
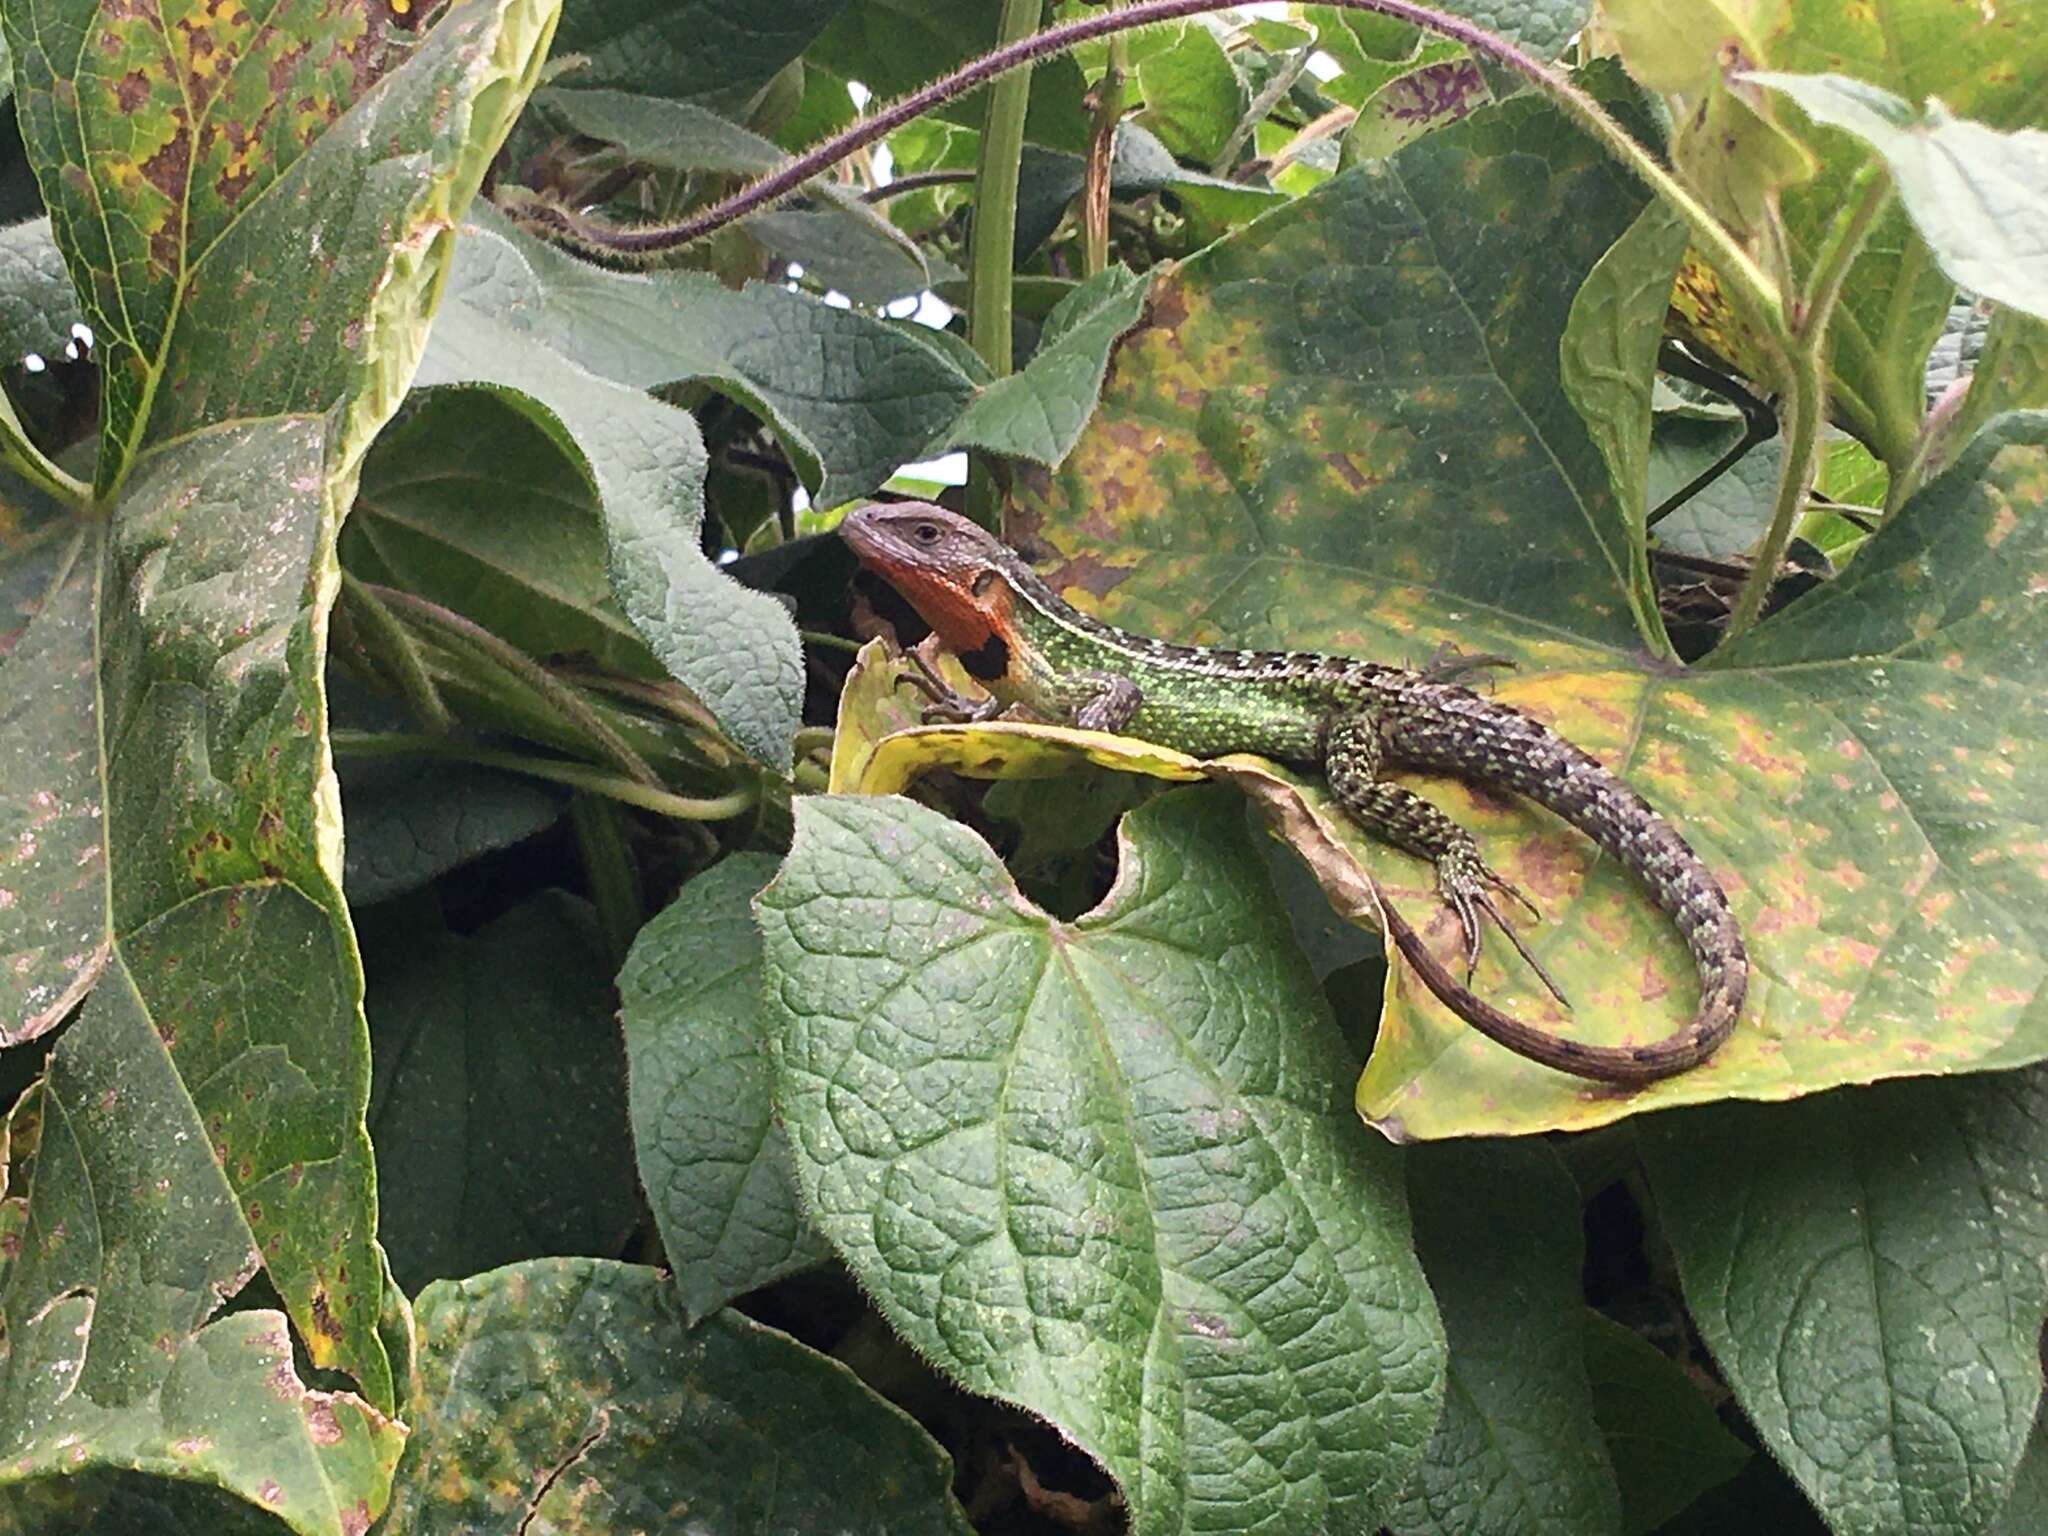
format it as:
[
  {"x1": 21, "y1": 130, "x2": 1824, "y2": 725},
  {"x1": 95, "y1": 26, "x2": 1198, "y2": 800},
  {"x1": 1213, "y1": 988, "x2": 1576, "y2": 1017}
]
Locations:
[{"x1": 912, "y1": 522, "x2": 941, "y2": 544}]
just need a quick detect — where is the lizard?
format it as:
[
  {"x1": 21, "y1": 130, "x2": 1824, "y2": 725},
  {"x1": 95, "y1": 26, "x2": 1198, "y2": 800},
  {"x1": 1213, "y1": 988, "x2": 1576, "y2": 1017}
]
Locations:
[{"x1": 840, "y1": 500, "x2": 1748, "y2": 1086}]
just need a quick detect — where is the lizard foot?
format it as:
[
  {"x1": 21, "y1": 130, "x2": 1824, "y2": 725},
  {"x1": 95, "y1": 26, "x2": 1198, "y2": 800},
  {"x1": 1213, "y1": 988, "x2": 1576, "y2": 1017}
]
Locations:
[
  {"x1": 1436, "y1": 848, "x2": 1572, "y2": 1010},
  {"x1": 896, "y1": 650, "x2": 1001, "y2": 724},
  {"x1": 1418, "y1": 641, "x2": 1519, "y2": 687}
]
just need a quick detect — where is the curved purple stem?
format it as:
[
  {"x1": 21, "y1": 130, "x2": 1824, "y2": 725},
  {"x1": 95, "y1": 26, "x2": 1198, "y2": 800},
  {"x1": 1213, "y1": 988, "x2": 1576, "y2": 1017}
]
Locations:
[{"x1": 539, "y1": 0, "x2": 1570, "y2": 255}]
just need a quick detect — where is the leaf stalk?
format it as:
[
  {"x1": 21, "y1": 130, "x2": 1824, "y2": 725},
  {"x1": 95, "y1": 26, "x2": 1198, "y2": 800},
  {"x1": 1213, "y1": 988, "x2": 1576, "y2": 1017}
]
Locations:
[
  {"x1": 339, "y1": 571, "x2": 454, "y2": 732},
  {"x1": 0, "y1": 391, "x2": 91, "y2": 509},
  {"x1": 331, "y1": 730, "x2": 756, "y2": 820},
  {"x1": 365, "y1": 583, "x2": 664, "y2": 788},
  {"x1": 1722, "y1": 168, "x2": 1891, "y2": 642}
]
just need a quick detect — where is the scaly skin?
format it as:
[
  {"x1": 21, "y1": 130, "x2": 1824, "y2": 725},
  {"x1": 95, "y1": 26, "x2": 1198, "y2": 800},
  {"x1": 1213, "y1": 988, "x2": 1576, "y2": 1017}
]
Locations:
[{"x1": 842, "y1": 501, "x2": 1747, "y2": 1085}]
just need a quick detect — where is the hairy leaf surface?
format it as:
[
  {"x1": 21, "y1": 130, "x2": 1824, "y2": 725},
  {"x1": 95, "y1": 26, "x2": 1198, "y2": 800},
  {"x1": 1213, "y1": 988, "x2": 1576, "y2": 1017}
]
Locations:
[
  {"x1": 619, "y1": 854, "x2": 826, "y2": 1326},
  {"x1": 1644, "y1": 1069, "x2": 2048, "y2": 1536},
  {"x1": 758, "y1": 789, "x2": 1445, "y2": 1534}
]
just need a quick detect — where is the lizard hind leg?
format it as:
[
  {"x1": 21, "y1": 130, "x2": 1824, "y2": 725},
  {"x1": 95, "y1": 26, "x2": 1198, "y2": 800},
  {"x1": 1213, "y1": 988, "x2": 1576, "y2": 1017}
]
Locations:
[
  {"x1": 1435, "y1": 845, "x2": 1573, "y2": 1010},
  {"x1": 1322, "y1": 712, "x2": 1573, "y2": 1009}
]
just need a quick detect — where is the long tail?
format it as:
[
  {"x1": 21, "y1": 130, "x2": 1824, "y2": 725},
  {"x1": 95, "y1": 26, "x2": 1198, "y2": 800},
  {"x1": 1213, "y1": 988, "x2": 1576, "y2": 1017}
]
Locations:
[{"x1": 1382, "y1": 684, "x2": 1748, "y2": 1085}]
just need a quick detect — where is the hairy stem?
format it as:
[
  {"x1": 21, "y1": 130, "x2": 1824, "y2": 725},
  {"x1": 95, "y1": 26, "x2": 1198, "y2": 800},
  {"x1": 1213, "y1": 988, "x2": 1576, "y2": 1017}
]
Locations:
[
  {"x1": 1212, "y1": 45, "x2": 1310, "y2": 176},
  {"x1": 1795, "y1": 163, "x2": 1889, "y2": 331},
  {"x1": 570, "y1": 792, "x2": 642, "y2": 966},
  {"x1": 801, "y1": 628, "x2": 864, "y2": 654},
  {"x1": 339, "y1": 571, "x2": 453, "y2": 732},
  {"x1": 793, "y1": 725, "x2": 837, "y2": 758},
  {"x1": 860, "y1": 169, "x2": 977, "y2": 203},
  {"x1": 1722, "y1": 347, "x2": 1822, "y2": 642},
  {"x1": 519, "y1": 0, "x2": 1785, "y2": 347},
  {"x1": 1885, "y1": 374, "x2": 1971, "y2": 518},
  {"x1": 368, "y1": 583, "x2": 663, "y2": 788}
]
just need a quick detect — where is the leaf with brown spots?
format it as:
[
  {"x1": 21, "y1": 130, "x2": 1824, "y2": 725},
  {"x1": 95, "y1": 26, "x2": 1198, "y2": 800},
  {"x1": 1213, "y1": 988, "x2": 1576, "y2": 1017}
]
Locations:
[
  {"x1": 3, "y1": 0, "x2": 406, "y2": 489},
  {"x1": 0, "y1": 0, "x2": 555, "y2": 1527},
  {"x1": 386, "y1": 1258, "x2": 975, "y2": 1536},
  {"x1": 0, "y1": 1310, "x2": 403, "y2": 1536},
  {"x1": 1000, "y1": 92, "x2": 2046, "y2": 1136},
  {"x1": 0, "y1": 527, "x2": 104, "y2": 1045}
]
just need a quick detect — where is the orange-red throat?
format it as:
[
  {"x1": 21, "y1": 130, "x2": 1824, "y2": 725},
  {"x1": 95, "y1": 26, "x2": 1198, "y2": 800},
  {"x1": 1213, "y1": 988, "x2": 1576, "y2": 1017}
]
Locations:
[{"x1": 840, "y1": 500, "x2": 1016, "y2": 657}]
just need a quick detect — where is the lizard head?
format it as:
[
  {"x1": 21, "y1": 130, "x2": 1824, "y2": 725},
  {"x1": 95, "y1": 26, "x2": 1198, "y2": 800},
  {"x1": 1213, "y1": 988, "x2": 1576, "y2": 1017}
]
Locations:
[{"x1": 840, "y1": 500, "x2": 1020, "y2": 654}]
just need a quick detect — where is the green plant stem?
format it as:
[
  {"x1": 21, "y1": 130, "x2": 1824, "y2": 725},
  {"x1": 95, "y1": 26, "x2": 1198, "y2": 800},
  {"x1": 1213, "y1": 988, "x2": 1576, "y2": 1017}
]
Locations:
[
  {"x1": 0, "y1": 392, "x2": 91, "y2": 508},
  {"x1": 514, "y1": 0, "x2": 1789, "y2": 356},
  {"x1": 1795, "y1": 163, "x2": 1889, "y2": 332},
  {"x1": 801, "y1": 628, "x2": 864, "y2": 654},
  {"x1": 1886, "y1": 374, "x2": 1971, "y2": 517},
  {"x1": 860, "y1": 169, "x2": 978, "y2": 203},
  {"x1": 551, "y1": 665, "x2": 734, "y2": 763},
  {"x1": 1211, "y1": 46, "x2": 1310, "y2": 176},
  {"x1": 331, "y1": 730, "x2": 756, "y2": 820},
  {"x1": 1721, "y1": 349, "x2": 1823, "y2": 643},
  {"x1": 339, "y1": 571, "x2": 453, "y2": 732},
  {"x1": 570, "y1": 792, "x2": 642, "y2": 966},
  {"x1": 964, "y1": 0, "x2": 1043, "y2": 532},
  {"x1": 418, "y1": 641, "x2": 694, "y2": 776},
  {"x1": 793, "y1": 726, "x2": 837, "y2": 758},
  {"x1": 366, "y1": 583, "x2": 663, "y2": 788},
  {"x1": 1722, "y1": 172, "x2": 1891, "y2": 643}
]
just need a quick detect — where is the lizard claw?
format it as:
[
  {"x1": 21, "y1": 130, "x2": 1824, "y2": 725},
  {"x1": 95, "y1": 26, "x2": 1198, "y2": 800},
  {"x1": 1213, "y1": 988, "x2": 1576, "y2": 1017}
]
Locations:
[
  {"x1": 896, "y1": 651, "x2": 1000, "y2": 724},
  {"x1": 1437, "y1": 852, "x2": 1572, "y2": 1010},
  {"x1": 1483, "y1": 867, "x2": 1544, "y2": 925}
]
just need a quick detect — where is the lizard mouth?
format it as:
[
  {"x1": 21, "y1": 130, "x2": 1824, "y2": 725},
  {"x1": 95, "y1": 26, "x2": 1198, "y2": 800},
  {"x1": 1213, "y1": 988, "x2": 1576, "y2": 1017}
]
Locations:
[
  {"x1": 839, "y1": 502, "x2": 1009, "y2": 656},
  {"x1": 837, "y1": 501, "x2": 888, "y2": 560},
  {"x1": 839, "y1": 501, "x2": 929, "y2": 575}
]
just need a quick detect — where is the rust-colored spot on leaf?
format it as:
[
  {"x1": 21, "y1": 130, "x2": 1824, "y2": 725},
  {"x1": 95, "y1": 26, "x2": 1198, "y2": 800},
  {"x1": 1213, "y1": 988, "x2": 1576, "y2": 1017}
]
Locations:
[
  {"x1": 268, "y1": 1355, "x2": 302, "y2": 1398},
  {"x1": 1047, "y1": 551, "x2": 1135, "y2": 602},
  {"x1": 303, "y1": 1396, "x2": 344, "y2": 1445},
  {"x1": 1141, "y1": 275, "x2": 1190, "y2": 334},
  {"x1": 138, "y1": 145, "x2": 191, "y2": 273}
]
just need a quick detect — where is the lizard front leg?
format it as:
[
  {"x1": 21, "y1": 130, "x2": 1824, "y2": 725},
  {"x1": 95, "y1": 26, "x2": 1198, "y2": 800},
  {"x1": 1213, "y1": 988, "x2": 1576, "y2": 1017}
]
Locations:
[
  {"x1": 898, "y1": 649, "x2": 1002, "y2": 723},
  {"x1": 1069, "y1": 670, "x2": 1143, "y2": 733},
  {"x1": 1322, "y1": 710, "x2": 1569, "y2": 1006}
]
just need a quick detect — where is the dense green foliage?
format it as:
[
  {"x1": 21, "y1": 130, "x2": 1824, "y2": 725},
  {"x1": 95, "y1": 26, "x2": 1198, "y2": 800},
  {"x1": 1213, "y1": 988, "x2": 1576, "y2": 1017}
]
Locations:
[{"x1": 1, "y1": 2, "x2": 2044, "y2": 1532}]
